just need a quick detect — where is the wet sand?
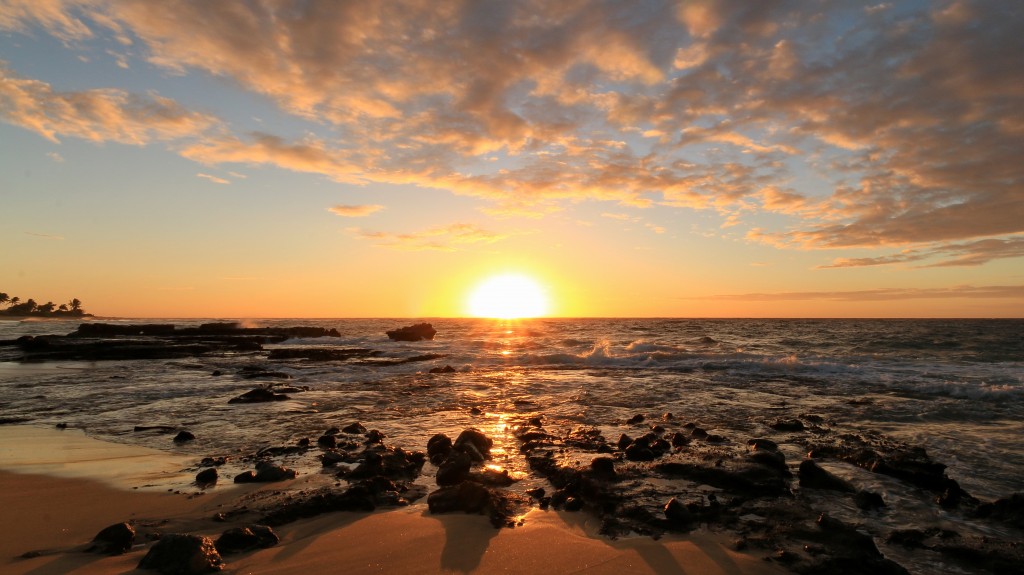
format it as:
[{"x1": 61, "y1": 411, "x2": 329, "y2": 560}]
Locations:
[{"x1": 0, "y1": 425, "x2": 784, "y2": 575}]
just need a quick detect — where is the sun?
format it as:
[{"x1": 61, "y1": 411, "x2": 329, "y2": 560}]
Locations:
[{"x1": 467, "y1": 274, "x2": 549, "y2": 319}]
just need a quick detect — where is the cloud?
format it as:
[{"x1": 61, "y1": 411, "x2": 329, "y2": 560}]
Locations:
[
  {"x1": 820, "y1": 237, "x2": 1024, "y2": 268},
  {"x1": 349, "y1": 223, "x2": 509, "y2": 251},
  {"x1": 2, "y1": 0, "x2": 1022, "y2": 269},
  {"x1": 196, "y1": 172, "x2": 229, "y2": 184},
  {"x1": 46, "y1": 151, "x2": 64, "y2": 163},
  {"x1": 24, "y1": 231, "x2": 64, "y2": 240},
  {"x1": 0, "y1": 62, "x2": 216, "y2": 144},
  {"x1": 327, "y1": 204, "x2": 384, "y2": 217},
  {"x1": 699, "y1": 285, "x2": 1024, "y2": 302}
]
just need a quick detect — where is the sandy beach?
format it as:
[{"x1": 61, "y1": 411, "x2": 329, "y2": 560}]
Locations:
[{"x1": 1, "y1": 425, "x2": 784, "y2": 575}]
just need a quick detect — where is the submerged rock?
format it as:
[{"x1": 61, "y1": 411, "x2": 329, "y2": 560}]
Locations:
[
  {"x1": 799, "y1": 460, "x2": 855, "y2": 492},
  {"x1": 137, "y1": 534, "x2": 223, "y2": 574},
  {"x1": 173, "y1": 431, "x2": 195, "y2": 443},
  {"x1": 385, "y1": 323, "x2": 437, "y2": 342},
  {"x1": 228, "y1": 388, "x2": 289, "y2": 404}
]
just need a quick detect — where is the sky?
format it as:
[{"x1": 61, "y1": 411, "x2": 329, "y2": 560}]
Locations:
[{"x1": 1, "y1": 0, "x2": 1022, "y2": 318}]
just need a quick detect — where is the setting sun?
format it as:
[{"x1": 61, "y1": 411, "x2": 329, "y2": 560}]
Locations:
[{"x1": 467, "y1": 274, "x2": 549, "y2": 318}]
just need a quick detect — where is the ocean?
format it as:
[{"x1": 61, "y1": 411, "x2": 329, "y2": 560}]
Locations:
[{"x1": 1, "y1": 317, "x2": 1022, "y2": 572}]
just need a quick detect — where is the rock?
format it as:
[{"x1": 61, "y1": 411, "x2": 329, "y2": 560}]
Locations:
[
  {"x1": 198, "y1": 456, "x2": 228, "y2": 467},
  {"x1": 436, "y1": 451, "x2": 472, "y2": 486},
  {"x1": 253, "y1": 463, "x2": 297, "y2": 482},
  {"x1": 769, "y1": 418, "x2": 805, "y2": 432},
  {"x1": 317, "y1": 434, "x2": 337, "y2": 448},
  {"x1": 385, "y1": 323, "x2": 437, "y2": 342},
  {"x1": 564, "y1": 496, "x2": 584, "y2": 511},
  {"x1": 428, "y1": 481, "x2": 490, "y2": 514},
  {"x1": 341, "y1": 422, "x2": 366, "y2": 434},
  {"x1": 195, "y1": 468, "x2": 218, "y2": 485},
  {"x1": 670, "y1": 431, "x2": 690, "y2": 447},
  {"x1": 136, "y1": 534, "x2": 223, "y2": 574},
  {"x1": 590, "y1": 457, "x2": 616, "y2": 477},
  {"x1": 429, "y1": 365, "x2": 456, "y2": 374},
  {"x1": 855, "y1": 490, "x2": 886, "y2": 510},
  {"x1": 365, "y1": 429, "x2": 386, "y2": 444},
  {"x1": 320, "y1": 451, "x2": 345, "y2": 467},
  {"x1": 747, "y1": 438, "x2": 778, "y2": 452},
  {"x1": 173, "y1": 431, "x2": 195, "y2": 443},
  {"x1": 624, "y1": 443, "x2": 655, "y2": 461},
  {"x1": 525, "y1": 487, "x2": 545, "y2": 499},
  {"x1": 228, "y1": 388, "x2": 289, "y2": 404},
  {"x1": 214, "y1": 525, "x2": 278, "y2": 555},
  {"x1": 453, "y1": 428, "x2": 493, "y2": 461},
  {"x1": 89, "y1": 522, "x2": 135, "y2": 555},
  {"x1": 973, "y1": 493, "x2": 1024, "y2": 528},
  {"x1": 626, "y1": 414, "x2": 645, "y2": 424},
  {"x1": 690, "y1": 427, "x2": 708, "y2": 439},
  {"x1": 664, "y1": 498, "x2": 692, "y2": 524},
  {"x1": 617, "y1": 433, "x2": 633, "y2": 450},
  {"x1": 427, "y1": 433, "x2": 453, "y2": 465},
  {"x1": 799, "y1": 460, "x2": 855, "y2": 492},
  {"x1": 233, "y1": 471, "x2": 257, "y2": 483}
]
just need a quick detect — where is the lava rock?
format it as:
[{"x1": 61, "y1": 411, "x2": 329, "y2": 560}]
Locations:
[
  {"x1": 670, "y1": 431, "x2": 690, "y2": 447},
  {"x1": 624, "y1": 443, "x2": 656, "y2": 461},
  {"x1": 769, "y1": 418, "x2": 805, "y2": 432},
  {"x1": 253, "y1": 463, "x2": 297, "y2": 482},
  {"x1": 454, "y1": 428, "x2": 493, "y2": 461},
  {"x1": 214, "y1": 525, "x2": 279, "y2": 555},
  {"x1": 855, "y1": 490, "x2": 886, "y2": 510},
  {"x1": 341, "y1": 422, "x2": 366, "y2": 434},
  {"x1": 233, "y1": 471, "x2": 257, "y2": 483},
  {"x1": 365, "y1": 429, "x2": 386, "y2": 444},
  {"x1": 195, "y1": 468, "x2": 218, "y2": 486},
  {"x1": 626, "y1": 414, "x2": 645, "y2": 424},
  {"x1": 317, "y1": 434, "x2": 337, "y2": 448},
  {"x1": 136, "y1": 533, "x2": 223, "y2": 574},
  {"x1": 385, "y1": 323, "x2": 437, "y2": 342},
  {"x1": 427, "y1": 433, "x2": 453, "y2": 464},
  {"x1": 436, "y1": 451, "x2": 472, "y2": 486},
  {"x1": 664, "y1": 498, "x2": 692, "y2": 525},
  {"x1": 799, "y1": 459, "x2": 855, "y2": 492},
  {"x1": 173, "y1": 431, "x2": 195, "y2": 443},
  {"x1": 89, "y1": 522, "x2": 135, "y2": 555},
  {"x1": 228, "y1": 388, "x2": 289, "y2": 404}
]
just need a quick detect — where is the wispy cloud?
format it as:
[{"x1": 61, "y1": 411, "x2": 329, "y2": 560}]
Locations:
[
  {"x1": 196, "y1": 172, "x2": 229, "y2": 184},
  {"x1": 349, "y1": 223, "x2": 509, "y2": 251},
  {"x1": 328, "y1": 204, "x2": 384, "y2": 218},
  {"x1": 46, "y1": 151, "x2": 64, "y2": 163},
  {"x1": 820, "y1": 237, "x2": 1024, "y2": 268},
  {"x1": 698, "y1": 285, "x2": 1024, "y2": 302},
  {"x1": 25, "y1": 231, "x2": 64, "y2": 240}
]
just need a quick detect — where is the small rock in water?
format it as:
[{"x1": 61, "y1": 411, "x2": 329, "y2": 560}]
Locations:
[
  {"x1": 747, "y1": 438, "x2": 778, "y2": 452},
  {"x1": 590, "y1": 457, "x2": 616, "y2": 477},
  {"x1": 855, "y1": 490, "x2": 886, "y2": 510},
  {"x1": 385, "y1": 323, "x2": 437, "y2": 341},
  {"x1": 317, "y1": 434, "x2": 337, "y2": 448},
  {"x1": 137, "y1": 533, "x2": 222, "y2": 574},
  {"x1": 365, "y1": 429, "x2": 386, "y2": 444},
  {"x1": 769, "y1": 418, "x2": 805, "y2": 432},
  {"x1": 195, "y1": 468, "x2": 218, "y2": 486},
  {"x1": 469, "y1": 406, "x2": 483, "y2": 415},
  {"x1": 173, "y1": 431, "x2": 195, "y2": 443},
  {"x1": 453, "y1": 428, "x2": 493, "y2": 461},
  {"x1": 89, "y1": 522, "x2": 135, "y2": 555},
  {"x1": 253, "y1": 463, "x2": 297, "y2": 482},
  {"x1": 228, "y1": 388, "x2": 289, "y2": 404},
  {"x1": 617, "y1": 433, "x2": 633, "y2": 450},
  {"x1": 427, "y1": 433, "x2": 453, "y2": 464},
  {"x1": 341, "y1": 422, "x2": 366, "y2": 434},
  {"x1": 429, "y1": 365, "x2": 456, "y2": 374},
  {"x1": 626, "y1": 414, "x2": 645, "y2": 424},
  {"x1": 799, "y1": 460, "x2": 855, "y2": 492}
]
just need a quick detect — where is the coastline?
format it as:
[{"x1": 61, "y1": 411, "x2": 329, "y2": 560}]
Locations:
[{"x1": 0, "y1": 425, "x2": 784, "y2": 575}]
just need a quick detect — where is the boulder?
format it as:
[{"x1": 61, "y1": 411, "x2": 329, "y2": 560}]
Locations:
[
  {"x1": 173, "y1": 431, "x2": 195, "y2": 443},
  {"x1": 385, "y1": 323, "x2": 437, "y2": 342},
  {"x1": 799, "y1": 460, "x2": 855, "y2": 492},
  {"x1": 341, "y1": 422, "x2": 367, "y2": 434},
  {"x1": 855, "y1": 490, "x2": 886, "y2": 510},
  {"x1": 89, "y1": 522, "x2": 135, "y2": 555},
  {"x1": 769, "y1": 418, "x2": 805, "y2": 432},
  {"x1": 137, "y1": 534, "x2": 223, "y2": 574},
  {"x1": 228, "y1": 388, "x2": 289, "y2": 404},
  {"x1": 436, "y1": 451, "x2": 472, "y2": 486},
  {"x1": 214, "y1": 525, "x2": 278, "y2": 555},
  {"x1": 427, "y1": 433, "x2": 453, "y2": 465},
  {"x1": 664, "y1": 497, "x2": 692, "y2": 525},
  {"x1": 453, "y1": 428, "x2": 492, "y2": 461},
  {"x1": 195, "y1": 468, "x2": 218, "y2": 485},
  {"x1": 253, "y1": 463, "x2": 297, "y2": 482}
]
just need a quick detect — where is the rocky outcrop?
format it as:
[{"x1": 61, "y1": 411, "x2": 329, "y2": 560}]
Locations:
[
  {"x1": 137, "y1": 534, "x2": 223, "y2": 574},
  {"x1": 88, "y1": 522, "x2": 135, "y2": 555},
  {"x1": 385, "y1": 323, "x2": 436, "y2": 341}
]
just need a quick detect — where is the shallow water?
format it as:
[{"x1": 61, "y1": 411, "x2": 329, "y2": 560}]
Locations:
[{"x1": 1, "y1": 318, "x2": 1022, "y2": 572}]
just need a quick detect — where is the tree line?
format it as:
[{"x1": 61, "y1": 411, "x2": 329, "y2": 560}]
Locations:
[{"x1": 0, "y1": 292, "x2": 90, "y2": 317}]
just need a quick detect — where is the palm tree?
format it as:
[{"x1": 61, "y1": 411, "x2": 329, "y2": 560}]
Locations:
[
  {"x1": 70, "y1": 298, "x2": 82, "y2": 312},
  {"x1": 58, "y1": 303, "x2": 69, "y2": 312},
  {"x1": 8, "y1": 296, "x2": 20, "y2": 308},
  {"x1": 0, "y1": 293, "x2": 8, "y2": 307}
]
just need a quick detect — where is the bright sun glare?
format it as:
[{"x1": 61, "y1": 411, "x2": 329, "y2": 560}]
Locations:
[{"x1": 467, "y1": 274, "x2": 549, "y2": 319}]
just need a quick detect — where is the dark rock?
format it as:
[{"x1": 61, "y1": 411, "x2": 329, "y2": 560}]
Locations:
[
  {"x1": 469, "y1": 407, "x2": 482, "y2": 415},
  {"x1": 173, "y1": 431, "x2": 195, "y2": 443},
  {"x1": 670, "y1": 431, "x2": 690, "y2": 447},
  {"x1": 624, "y1": 443, "x2": 656, "y2": 461},
  {"x1": 664, "y1": 498, "x2": 692, "y2": 525},
  {"x1": 89, "y1": 522, "x2": 135, "y2": 555},
  {"x1": 211, "y1": 370, "x2": 222, "y2": 377},
  {"x1": 365, "y1": 429, "x2": 386, "y2": 444},
  {"x1": 525, "y1": 487, "x2": 545, "y2": 499},
  {"x1": 228, "y1": 388, "x2": 289, "y2": 404},
  {"x1": 617, "y1": 433, "x2": 633, "y2": 450},
  {"x1": 195, "y1": 468, "x2": 218, "y2": 485},
  {"x1": 626, "y1": 414, "x2": 645, "y2": 424},
  {"x1": 214, "y1": 525, "x2": 278, "y2": 555},
  {"x1": 747, "y1": 438, "x2": 778, "y2": 452},
  {"x1": 258, "y1": 482, "x2": 384, "y2": 526},
  {"x1": 427, "y1": 433, "x2": 453, "y2": 464},
  {"x1": 470, "y1": 467, "x2": 516, "y2": 487},
  {"x1": 320, "y1": 451, "x2": 345, "y2": 467},
  {"x1": 454, "y1": 428, "x2": 493, "y2": 461},
  {"x1": 769, "y1": 418, "x2": 805, "y2": 432},
  {"x1": 135, "y1": 425, "x2": 177, "y2": 433},
  {"x1": 690, "y1": 427, "x2": 708, "y2": 439},
  {"x1": 341, "y1": 422, "x2": 367, "y2": 434},
  {"x1": 136, "y1": 533, "x2": 223, "y2": 574},
  {"x1": 748, "y1": 450, "x2": 789, "y2": 475},
  {"x1": 427, "y1": 482, "x2": 530, "y2": 528},
  {"x1": 936, "y1": 479, "x2": 964, "y2": 508},
  {"x1": 973, "y1": 493, "x2": 1024, "y2": 528},
  {"x1": 198, "y1": 456, "x2": 228, "y2": 467},
  {"x1": 590, "y1": 457, "x2": 616, "y2": 477},
  {"x1": 386, "y1": 323, "x2": 437, "y2": 342},
  {"x1": 799, "y1": 460, "x2": 855, "y2": 492},
  {"x1": 429, "y1": 365, "x2": 456, "y2": 374},
  {"x1": 233, "y1": 471, "x2": 257, "y2": 483},
  {"x1": 564, "y1": 496, "x2": 584, "y2": 511},
  {"x1": 253, "y1": 463, "x2": 297, "y2": 482},
  {"x1": 855, "y1": 490, "x2": 886, "y2": 510},
  {"x1": 267, "y1": 348, "x2": 377, "y2": 361},
  {"x1": 436, "y1": 451, "x2": 472, "y2": 486},
  {"x1": 317, "y1": 434, "x2": 337, "y2": 448}
]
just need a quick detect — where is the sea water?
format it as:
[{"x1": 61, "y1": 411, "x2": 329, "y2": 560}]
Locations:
[{"x1": 1, "y1": 318, "x2": 1021, "y2": 570}]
